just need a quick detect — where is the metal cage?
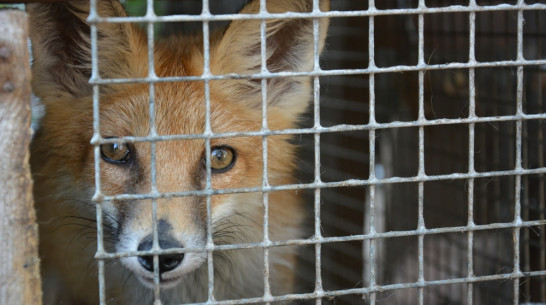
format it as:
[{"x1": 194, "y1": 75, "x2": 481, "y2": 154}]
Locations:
[{"x1": 84, "y1": 0, "x2": 546, "y2": 304}]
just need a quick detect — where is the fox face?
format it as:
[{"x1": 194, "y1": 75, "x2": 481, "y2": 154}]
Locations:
[
  {"x1": 99, "y1": 84, "x2": 281, "y2": 289},
  {"x1": 29, "y1": 0, "x2": 329, "y2": 303}
]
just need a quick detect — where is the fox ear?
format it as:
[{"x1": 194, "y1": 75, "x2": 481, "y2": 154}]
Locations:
[
  {"x1": 211, "y1": 0, "x2": 330, "y2": 119},
  {"x1": 27, "y1": 1, "x2": 143, "y2": 100}
]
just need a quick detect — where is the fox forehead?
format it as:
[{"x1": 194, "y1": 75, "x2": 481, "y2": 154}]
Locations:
[
  {"x1": 99, "y1": 83, "x2": 262, "y2": 138},
  {"x1": 99, "y1": 36, "x2": 263, "y2": 138},
  {"x1": 96, "y1": 33, "x2": 256, "y2": 136}
]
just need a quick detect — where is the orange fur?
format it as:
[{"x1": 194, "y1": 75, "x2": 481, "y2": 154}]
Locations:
[{"x1": 29, "y1": 0, "x2": 329, "y2": 304}]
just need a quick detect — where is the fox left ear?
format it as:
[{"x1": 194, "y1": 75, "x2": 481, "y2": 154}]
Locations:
[
  {"x1": 27, "y1": 1, "x2": 144, "y2": 100},
  {"x1": 211, "y1": 0, "x2": 330, "y2": 120}
]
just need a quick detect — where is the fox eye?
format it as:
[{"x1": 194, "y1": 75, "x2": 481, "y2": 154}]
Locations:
[
  {"x1": 210, "y1": 146, "x2": 236, "y2": 173},
  {"x1": 100, "y1": 142, "x2": 131, "y2": 164}
]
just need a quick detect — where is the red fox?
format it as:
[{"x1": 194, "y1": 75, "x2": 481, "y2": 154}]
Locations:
[{"x1": 29, "y1": 0, "x2": 329, "y2": 303}]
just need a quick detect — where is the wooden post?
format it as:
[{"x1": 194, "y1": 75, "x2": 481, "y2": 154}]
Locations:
[{"x1": 0, "y1": 9, "x2": 42, "y2": 305}]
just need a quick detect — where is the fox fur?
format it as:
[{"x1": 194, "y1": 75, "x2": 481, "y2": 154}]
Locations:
[{"x1": 29, "y1": 0, "x2": 329, "y2": 304}]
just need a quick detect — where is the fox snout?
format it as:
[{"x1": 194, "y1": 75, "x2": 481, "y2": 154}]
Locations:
[
  {"x1": 136, "y1": 235, "x2": 184, "y2": 274},
  {"x1": 129, "y1": 223, "x2": 193, "y2": 289},
  {"x1": 134, "y1": 218, "x2": 185, "y2": 275},
  {"x1": 116, "y1": 198, "x2": 208, "y2": 288}
]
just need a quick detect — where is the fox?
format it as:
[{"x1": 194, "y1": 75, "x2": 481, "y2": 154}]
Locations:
[{"x1": 28, "y1": 0, "x2": 329, "y2": 304}]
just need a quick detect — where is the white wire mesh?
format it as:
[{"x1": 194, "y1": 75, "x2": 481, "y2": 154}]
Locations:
[{"x1": 85, "y1": 0, "x2": 546, "y2": 304}]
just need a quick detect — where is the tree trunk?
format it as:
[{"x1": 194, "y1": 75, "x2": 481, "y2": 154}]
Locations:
[{"x1": 0, "y1": 9, "x2": 42, "y2": 305}]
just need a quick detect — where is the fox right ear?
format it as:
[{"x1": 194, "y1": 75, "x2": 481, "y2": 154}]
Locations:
[
  {"x1": 211, "y1": 0, "x2": 330, "y2": 121},
  {"x1": 27, "y1": 1, "x2": 143, "y2": 100}
]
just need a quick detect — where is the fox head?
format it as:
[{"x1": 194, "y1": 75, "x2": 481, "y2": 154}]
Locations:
[{"x1": 30, "y1": 0, "x2": 329, "y2": 292}]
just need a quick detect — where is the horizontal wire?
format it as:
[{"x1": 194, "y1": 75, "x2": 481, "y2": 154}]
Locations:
[
  {"x1": 95, "y1": 219, "x2": 545, "y2": 259},
  {"x1": 88, "y1": 58, "x2": 546, "y2": 85},
  {"x1": 93, "y1": 166, "x2": 546, "y2": 202},
  {"x1": 91, "y1": 112, "x2": 546, "y2": 144},
  {"x1": 90, "y1": 270, "x2": 546, "y2": 305},
  {"x1": 86, "y1": 3, "x2": 546, "y2": 24}
]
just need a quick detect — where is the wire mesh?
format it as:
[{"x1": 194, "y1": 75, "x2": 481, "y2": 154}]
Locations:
[{"x1": 85, "y1": 0, "x2": 546, "y2": 304}]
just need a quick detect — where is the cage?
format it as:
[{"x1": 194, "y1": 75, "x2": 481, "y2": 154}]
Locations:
[
  {"x1": 5, "y1": 0, "x2": 545, "y2": 304},
  {"x1": 307, "y1": 1, "x2": 546, "y2": 304}
]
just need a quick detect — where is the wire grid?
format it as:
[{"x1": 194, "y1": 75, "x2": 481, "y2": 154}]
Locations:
[{"x1": 86, "y1": 0, "x2": 546, "y2": 304}]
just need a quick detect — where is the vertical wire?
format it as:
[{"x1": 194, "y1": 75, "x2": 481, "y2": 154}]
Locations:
[
  {"x1": 197, "y1": 1, "x2": 216, "y2": 302},
  {"x1": 313, "y1": 123, "x2": 322, "y2": 305},
  {"x1": 259, "y1": 0, "x2": 272, "y2": 302},
  {"x1": 144, "y1": 1, "x2": 161, "y2": 304},
  {"x1": 417, "y1": 1, "x2": 426, "y2": 303},
  {"x1": 467, "y1": 2, "x2": 477, "y2": 304},
  {"x1": 367, "y1": 0, "x2": 377, "y2": 304},
  {"x1": 522, "y1": 111, "x2": 531, "y2": 303},
  {"x1": 538, "y1": 75, "x2": 546, "y2": 302},
  {"x1": 201, "y1": 0, "x2": 215, "y2": 301},
  {"x1": 537, "y1": 28, "x2": 546, "y2": 299},
  {"x1": 518, "y1": 7, "x2": 532, "y2": 295},
  {"x1": 88, "y1": 0, "x2": 106, "y2": 303},
  {"x1": 312, "y1": 1, "x2": 323, "y2": 304},
  {"x1": 520, "y1": 9, "x2": 530, "y2": 294},
  {"x1": 513, "y1": 1, "x2": 525, "y2": 303}
]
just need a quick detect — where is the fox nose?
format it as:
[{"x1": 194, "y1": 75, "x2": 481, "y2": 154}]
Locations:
[{"x1": 137, "y1": 238, "x2": 184, "y2": 274}]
